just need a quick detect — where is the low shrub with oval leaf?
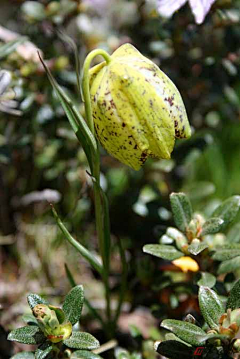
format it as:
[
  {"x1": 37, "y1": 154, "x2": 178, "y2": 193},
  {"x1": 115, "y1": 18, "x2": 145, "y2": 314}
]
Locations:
[
  {"x1": 143, "y1": 192, "x2": 240, "y2": 273},
  {"x1": 8, "y1": 285, "x2": 101, "y2": 359},
  {"x1": 155, "y1": 280, "x2": 240, "y2": 359}
]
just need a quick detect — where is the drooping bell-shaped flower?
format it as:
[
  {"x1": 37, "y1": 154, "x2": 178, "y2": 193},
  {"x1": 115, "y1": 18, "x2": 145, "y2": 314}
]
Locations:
[{"x1": 89, "y1": 43, "x2": 191, "y2": 170}]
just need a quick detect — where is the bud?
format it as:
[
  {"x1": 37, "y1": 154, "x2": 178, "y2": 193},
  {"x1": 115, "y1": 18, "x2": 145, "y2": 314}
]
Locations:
[
  {"x1": 89, "y1": 44, "x2": 191, "y2": 170},
  {"x1": 166, "y1": 227, "x2": 188, "y2": 250},
  {"x1": 33, "y1": 304, "x2": 72, "y2": 343}
]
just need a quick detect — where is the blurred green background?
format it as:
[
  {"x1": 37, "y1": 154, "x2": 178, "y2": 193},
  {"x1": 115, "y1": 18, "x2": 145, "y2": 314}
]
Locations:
[{"x1": 0, "y1": 0, "x2": 240, "y2": 357}]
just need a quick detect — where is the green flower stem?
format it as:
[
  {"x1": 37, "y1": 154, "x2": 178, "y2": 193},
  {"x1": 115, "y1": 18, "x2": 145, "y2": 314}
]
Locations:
[
  {"x1": 82, "y1": 49, "x2": 112, "y2": 331},
  {"x1": 82, "y1": 49, "x2": 111, "y2": 134}
]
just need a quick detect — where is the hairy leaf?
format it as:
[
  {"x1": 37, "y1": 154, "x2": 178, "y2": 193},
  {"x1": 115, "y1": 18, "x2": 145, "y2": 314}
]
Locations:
[
  {"x1": 143, "y1": 244, "x2": 183, "y2": 260},
  {"x1": 64, "y1": 332, "x2": 100, "y2": 350},
  {"x1": 161, "y1": 319, "x2": 205, "y2": 345},
  {"x1": 170, "y1": 192, "x2": 192, "y2": 232},
  {"x1": 199, "y1": 286, "x2": 224, "y2": 329},
  {"x1": 8, "y1": 326, "x2": 45, "y2": 345},
  {"x1": 27, "y1": 293, "x2": 48, "y2": 310},
  {"x1": 63, "y1": 285, "x2": 84, "y2": 325},
  {"x1": 227, "y1": 279, "x2": 240, "y2": 310}
]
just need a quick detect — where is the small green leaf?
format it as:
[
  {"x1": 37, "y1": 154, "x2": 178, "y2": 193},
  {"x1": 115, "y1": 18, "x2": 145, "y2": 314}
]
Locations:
[
  {"x1": 161, "y1": 319, "x2": 205, "y2": 345},
  {"x1": 165, "y1": 333, "x2": 191, "y2": 346},
  {"x1": 11, "y1": 352, "x2": 35, "y2": 359},
  {"x1": 218, "y1": 256, "x2": 240, "y2": 274},
  {"x1": 22, "y1": 313, "x2": 38, "y2": 325},
  {"x1": 35, "y1": 342, "x2": 53, "y2": 359},
  {"x1": 212, "y1": 196, "x2": 240, "y2": 228},
  {"x1": 63, "y1": 285, "x2": 84, "y2": 325},
  {"x1": 198, "y1": 286, "x2": 224, "y2": 329},
  {"x1": 227, "y1": 222, "x2": 240, "y2": 243},
  {"x1": 197, "y1": 272, "x2": 216, "y2": 288},
  {"x1": 143, "y1": 244, "x2": 183, "y2": 260},
  {"x1": 155, "y1": 340, "x2": 193, "y2": 359},
  {"x1": 170, "y1": 192, "x2": 192, "y2": 232},
  {"x1": 188, "y1": 239, "x2": 208, "y2": 256},
  {"x1": 212, "y1": 245, "x2": 240, "y2": 261},
  {"x1": 64, "y1": 332, "x2": 100, "y2": 350},
  {"x1": 27, "y1": 293, "x2": 48, "y2": 310},
  {"x1": 201, "y1": 218, "x2": 224, "y2": 236},
  {"x1": 160, "y1": 234, "x2": 174, "y2": 244},
  {"x1": 227, "y1": 279, "x2": 240, "y2": 310},
  {"x1": 8, "y1": 326, "x2": 45, "y2": 345},
  {"x1": 71, "y1": 350, "x2": 103, "y2": 359}
]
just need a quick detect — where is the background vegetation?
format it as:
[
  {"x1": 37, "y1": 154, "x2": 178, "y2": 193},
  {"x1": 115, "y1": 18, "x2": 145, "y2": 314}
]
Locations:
[{"x1": 1, "y1": 0, "x2": 240, "y2": 358}]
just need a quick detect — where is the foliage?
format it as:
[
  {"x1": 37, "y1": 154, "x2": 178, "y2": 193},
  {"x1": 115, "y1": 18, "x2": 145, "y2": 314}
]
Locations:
[
  {"x1": 8, "y1": 286, "x2": 100, "y2": 359},
  {"x1": 156, "y1": 282, "x2": 240, "y2": 358},
  {"x1": 1, "y1": 0, "x2": 240, "y2": 359}
]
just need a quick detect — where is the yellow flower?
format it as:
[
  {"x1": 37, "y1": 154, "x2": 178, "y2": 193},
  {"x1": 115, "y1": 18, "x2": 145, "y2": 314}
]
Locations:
[
  {"x1": 172, "y1": 256, "x2": 199, "y2": 273},
  {"x1": 89, "y1": 43, "x2": 191, "y2": 170}
]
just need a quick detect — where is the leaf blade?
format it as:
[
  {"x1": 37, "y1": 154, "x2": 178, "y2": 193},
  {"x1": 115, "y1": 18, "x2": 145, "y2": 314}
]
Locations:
[
  {"x1": 7, "y1": 326, "x2": 45, "y2": 345},
  {"x1": 198, "y1": 286, "x2": 224, "y2": 329},
  {"x1": 227, "y1": 279, "x2": 240, "y2": 310},
  {"x1": 63, "y1": 285, "x2": 84, "y2": 325},
  {"x1": 143, "y1": 244, "x2": 183, "y2": 260},
  {"x1": 170, "y1": 192, "x2": 192, "y2": 232},
  {"x1": 161, "y1": 319, "x2": 206, "y2": 345},
  {"x1": 64, "y1": 332, "x2": 100, "y2": 350}
]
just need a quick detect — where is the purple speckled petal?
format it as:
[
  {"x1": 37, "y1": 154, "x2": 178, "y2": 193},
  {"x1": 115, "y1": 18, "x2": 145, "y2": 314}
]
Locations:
[
  {"x1": 157, "y1": 0, "x2": 187, "y2": 18},
  {"x1": 189, "y1": 0, "x2": 216, "y2": 24}
]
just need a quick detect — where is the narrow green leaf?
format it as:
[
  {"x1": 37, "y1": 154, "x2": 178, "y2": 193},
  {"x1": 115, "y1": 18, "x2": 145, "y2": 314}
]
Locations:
[
  {"x1": 197, "y1": 272, "x2": 216, "y2": 288},
  {"x1": 0, "y1": 37, "x2": 26, "y2": 60},
  {"x1": 39, "y1": 54, "x2": 96, "y2": 171},
  {"x1": 63, "y1": 285, "x2": 84, "y2": 325},
  {"x1": 218, "y1": 256, "x2": 240, "y2": 274},
  {"x1": 7, "y1": 326, "x2": 45, "y2": 345},
  {"x1": 27, "y1": 293, "x2": 48, "y2": 310},
  {"x1": 170, "y1": 192, "x2": 192, "y2": 232},
  {"x1": 227, "y1": 222, "x2": 240, "y2": 243},
  {"x1": 161, "y1": 319, "x2": 206, "y2": 345},
  {"x1": 198, "y1": 286, "x2": 224, "y2": 329},
  {"x1": 52, "y1": 206, "x2": 103, "y2": 275},
  {"x1": 11, "y1": 352, "x2": 35, "y2": 359},
  {"x1": 143, "y1": 244, "x2": 183, "y2": 260},
  {"x1": 155, "y1": 340, "x2": 193, "y2": 359},
  {"x1": 22, "y1": 313, "x2": 38, "y2": 325},
  {"x1": 71, "y1": 350, "x2": 103, "y2": 359},
  {"x1": 188, "y1": 239, "x2": 208, "y2": 256},
  {"x1": 212, "y1": 196, "x2": 240, "y2": 228},
  {"x1": 35, "y1": 342, "x2": 53, "y2": 359},
  {"x1": 212, "y1": 245, "x2": 240, "y2": 261},
  {"x1": 58, "y1": 31, "x2": 82, "y2": 101},
  {"x1": 201, "y1": 218, "x2": 224, "y2": 236},
  {"x1": 227, "y1": 279, "x2": 240, "y2": 310},
  {"x1": 64, "y1": 332, "x2": 100, "y2": 350},
  {"x1": 65, "y1": 263, "x2": 77, "y2": 287}
]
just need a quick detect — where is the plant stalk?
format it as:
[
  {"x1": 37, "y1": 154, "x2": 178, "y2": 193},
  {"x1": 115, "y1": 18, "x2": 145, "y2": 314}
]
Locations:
[{"x1": 82, "y1": 49, "x2": 113, "y2": 332}]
